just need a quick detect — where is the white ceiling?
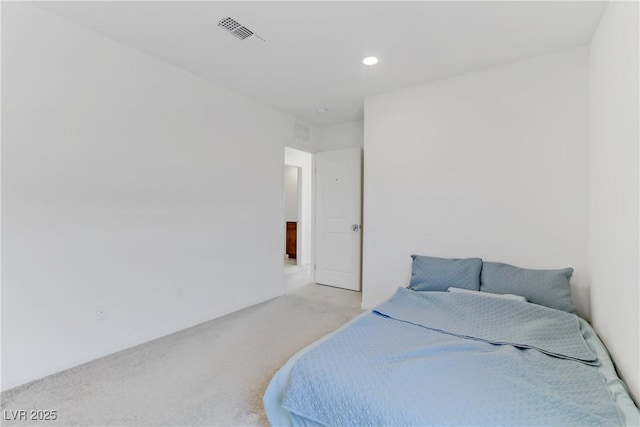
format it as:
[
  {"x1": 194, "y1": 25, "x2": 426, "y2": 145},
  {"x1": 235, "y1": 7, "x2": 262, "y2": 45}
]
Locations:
[{"x1": 34, "y1": 1, "x2": 607, "y2": 127}]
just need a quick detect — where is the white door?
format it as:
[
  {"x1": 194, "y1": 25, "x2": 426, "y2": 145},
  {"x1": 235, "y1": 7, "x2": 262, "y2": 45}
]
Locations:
[{"x1": 315, "y1": 147, "x2": 362, "y2": 291}]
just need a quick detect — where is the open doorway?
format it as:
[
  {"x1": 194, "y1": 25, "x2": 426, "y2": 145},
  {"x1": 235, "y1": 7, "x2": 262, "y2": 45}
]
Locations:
[
  {"x1": 284, "y1": 147, "x2": 313, "y2": 269},
  {"x1": 284, "y1": 165, "x2": 301, "y2": 264}
]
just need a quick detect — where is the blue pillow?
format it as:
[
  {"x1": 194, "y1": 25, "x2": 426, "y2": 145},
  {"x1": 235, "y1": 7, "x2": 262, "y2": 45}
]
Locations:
[
  {"x1": 480, "y1": 262, "x2": 575, "y2": 313},
  {"x1": 409, "y1": 255, "x2": 482, "y2": 292}
]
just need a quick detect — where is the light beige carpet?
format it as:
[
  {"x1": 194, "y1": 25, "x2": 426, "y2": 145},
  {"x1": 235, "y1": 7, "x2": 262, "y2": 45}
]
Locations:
[{"x1": 1, "y1": 274, "x2": 362, "y2": 427}]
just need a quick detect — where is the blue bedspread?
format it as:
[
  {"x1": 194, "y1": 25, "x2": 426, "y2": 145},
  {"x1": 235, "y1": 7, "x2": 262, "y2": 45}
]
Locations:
[
  {"x1": 375, "y1": 287, "x2": 597, "y2": 364},
  {"x1": 279, "y1": 288, "x2": 626, "y2": 426}
]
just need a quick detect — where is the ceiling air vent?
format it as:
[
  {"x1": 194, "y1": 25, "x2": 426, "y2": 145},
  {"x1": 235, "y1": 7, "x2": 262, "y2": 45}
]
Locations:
[
  {"x1": 294, "y1": 123, "x2": 310, "y2": 142},
  {"x1": 218, "y1": 17, "x2": 265, "y2": 44}
]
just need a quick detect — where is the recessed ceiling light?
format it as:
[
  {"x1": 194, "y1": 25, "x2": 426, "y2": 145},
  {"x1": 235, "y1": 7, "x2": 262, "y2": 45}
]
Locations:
[
  {"x1": 362, "y1": 56, "x2": 379, "y2": 66},
  {"x1": 316, "y1": 107, "x2": 329, "y2": 114}
]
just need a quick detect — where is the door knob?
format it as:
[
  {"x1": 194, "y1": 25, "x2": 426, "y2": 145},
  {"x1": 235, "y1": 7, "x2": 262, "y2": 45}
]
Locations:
[{"x1": 352, "y1": 224, "x2": 361, "y2": 232}]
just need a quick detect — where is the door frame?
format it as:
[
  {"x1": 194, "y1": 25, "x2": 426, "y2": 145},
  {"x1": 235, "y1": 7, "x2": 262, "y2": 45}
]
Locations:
[{"x1": 284, "y1": 146, "x2": 315, "y2": 268}]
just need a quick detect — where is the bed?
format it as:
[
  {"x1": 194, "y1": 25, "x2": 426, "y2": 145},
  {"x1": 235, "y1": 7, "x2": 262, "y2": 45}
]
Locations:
[{"x1": 264, "y1": 256, "x2": 640, "y2": 426}]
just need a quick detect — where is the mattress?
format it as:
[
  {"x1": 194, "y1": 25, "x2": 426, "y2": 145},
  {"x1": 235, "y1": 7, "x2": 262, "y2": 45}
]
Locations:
[{"x1": 264, "y1": 288, "x2": 640, "y2": 426}]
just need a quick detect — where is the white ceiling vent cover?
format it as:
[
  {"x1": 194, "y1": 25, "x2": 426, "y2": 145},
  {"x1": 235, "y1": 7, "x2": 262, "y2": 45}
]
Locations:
[
  {"x1": 218, "y1": 17, "x2": 266, "y2": 46},
  {"x1": 294, "y1": 123, "x2": 310, "y2": 141}
]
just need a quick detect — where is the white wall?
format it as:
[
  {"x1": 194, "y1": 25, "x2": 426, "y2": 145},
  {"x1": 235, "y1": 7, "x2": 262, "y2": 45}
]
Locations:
[
  {"x1": 363, "y1": 47, "x2": 590, "y2": 316},
  {"x1": 284, "y1": 166, "x2": 299, "y2": 222},
  {"x1": 284, "y1": 147, "x2": 313, "y2": 266},
  {"x1": 589, "y1": 1, "x2": 639, "y2": 403},
  {"x1": 317, "y1": 120, "x2": 364, "y2": 151},
  {"x1": 1, "y1": 3, "x2": 317, "y2": 390}
]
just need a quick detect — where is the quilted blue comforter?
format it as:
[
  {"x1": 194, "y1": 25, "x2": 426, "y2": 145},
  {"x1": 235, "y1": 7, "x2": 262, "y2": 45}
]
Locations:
[{"x1": 277, "y1": 288, "x2": 627, "y2": 426}]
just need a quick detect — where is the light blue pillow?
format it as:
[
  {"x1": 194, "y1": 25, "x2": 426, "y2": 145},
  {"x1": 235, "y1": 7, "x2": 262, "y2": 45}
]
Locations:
[
  {"x1": 409, "y1": 255, "x2": 482, "y2": 292},
  {"x1": 480, "y1": 262, "x2": 575, "y2": 313}
]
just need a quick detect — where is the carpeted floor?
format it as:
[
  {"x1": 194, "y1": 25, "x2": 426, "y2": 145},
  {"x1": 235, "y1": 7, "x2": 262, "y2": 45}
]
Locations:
[{"x1": 1, "y1": 264, "x2": 363, "y2": 426}]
